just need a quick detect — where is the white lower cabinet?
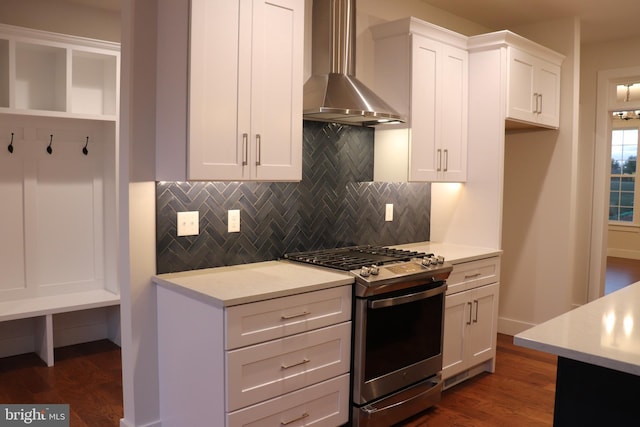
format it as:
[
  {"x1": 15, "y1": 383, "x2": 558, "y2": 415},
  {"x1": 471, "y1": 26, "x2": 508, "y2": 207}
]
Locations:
[
  {"x1": 227, "y1": 374, "x2": 350, "y2": 427},
  {"x1": 227, "y1": 322, "x2": 351, "y2": 411},
  {"x1": 157, "y1": 284, "x2": 352, "y2": 427},
  {"x1": 442, "y1": 257, "x2": 500, "y2": 388}
]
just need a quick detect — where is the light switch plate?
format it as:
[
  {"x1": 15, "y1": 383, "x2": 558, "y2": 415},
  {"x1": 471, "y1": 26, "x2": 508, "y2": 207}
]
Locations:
[
  {"x1": 177, "y1": 211, "x2": 199, "y2": 236},
  {"x1": 385, "y1": 203, "x2": 393, "y2": 222},
  {"x1": 228, "y1": 209, "x2": 240, "y2": 233}
]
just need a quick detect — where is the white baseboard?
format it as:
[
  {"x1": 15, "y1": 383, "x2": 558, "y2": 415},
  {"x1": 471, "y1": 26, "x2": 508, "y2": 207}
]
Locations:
[
  {"x1": 498, "y1": 316, "x2": 536, "y2": 336},
  {"x1": 607, "y1": 248, "x2": 640, "y2": 260},
  {"x1": 120, "y1": 418, "x2": 162, "y2": 427}
]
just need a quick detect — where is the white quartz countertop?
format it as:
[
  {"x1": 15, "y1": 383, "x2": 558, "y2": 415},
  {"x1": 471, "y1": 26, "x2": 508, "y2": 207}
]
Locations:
[
  {"x1": 153, "y1": 260, "x2": 354, "y2": 308},
  {"x1": 515, "y1": 281, "x2": 640, "y2": 376},
  {"x1": 393, "y1": 241, "x2": 502, "y2": 264},
  {"x1": 153, "y1": 241, "x2": 500, "y2": 308}
]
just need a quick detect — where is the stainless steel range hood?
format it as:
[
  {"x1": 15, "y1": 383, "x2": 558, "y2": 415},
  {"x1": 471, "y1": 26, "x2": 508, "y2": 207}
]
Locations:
[{"x1": 303, "y1": 0, "x2": 405, "y2": 126}]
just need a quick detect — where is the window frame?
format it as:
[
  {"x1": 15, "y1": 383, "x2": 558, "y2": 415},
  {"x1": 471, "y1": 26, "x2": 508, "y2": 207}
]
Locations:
[{"x1": 609, "y1": 120, "x2": 640, "y2": 227}]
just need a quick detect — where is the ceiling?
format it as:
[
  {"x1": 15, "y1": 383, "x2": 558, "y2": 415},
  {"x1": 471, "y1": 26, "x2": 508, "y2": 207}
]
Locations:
[
  {"x1": 420, "y1": 0, "x2": 640, "y2": 44},
  {"x1": 66, "y1": 0, "x2": 640, "y2": 45}
]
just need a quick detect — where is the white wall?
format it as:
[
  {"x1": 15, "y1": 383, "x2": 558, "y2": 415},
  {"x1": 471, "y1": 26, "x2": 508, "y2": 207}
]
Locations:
[
  {"x1": 120, "y1": 1, "x2": 160, "y2": 426},
  {"x1": 498, "y1": 19, "x2": 582, "y2": 333},
  {"x1": 0, "y1": 0, "x2": 120, "y2": 42}
]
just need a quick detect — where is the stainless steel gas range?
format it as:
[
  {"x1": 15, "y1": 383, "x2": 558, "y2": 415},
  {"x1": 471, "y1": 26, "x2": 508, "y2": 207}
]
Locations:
[{"x1": 284, "y1": 245, "x2": 452, "y2": 427}]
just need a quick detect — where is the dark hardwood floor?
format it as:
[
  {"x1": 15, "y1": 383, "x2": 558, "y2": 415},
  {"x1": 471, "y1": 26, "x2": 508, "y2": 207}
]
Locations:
[
  {"x1": 400, "y1": 333, "x2": 557, "y2": 427},
  {"x1": 605, "y1": 256, "x2": 640, "y2": 294},
  {"x1": 0, "y1": 340, "x2": 123, "y2": 426},
  {"x1": 2, "y1": 258, "x2": 637, "y2": 426}
]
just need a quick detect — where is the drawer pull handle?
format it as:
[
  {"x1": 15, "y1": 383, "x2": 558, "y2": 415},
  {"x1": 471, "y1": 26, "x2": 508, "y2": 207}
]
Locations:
[
  {"x1": 464, "y1": 272, "x2": 481, "y2": 279},
  {"x1": 281, "y1": 412, "x2": 309, "y2": 425},
  {"x1": 280, "y1": 311, "x2": 309, "y2": 320},
  {"x1": 281, "y1": 358, "x2": 310, "y2": 370}
]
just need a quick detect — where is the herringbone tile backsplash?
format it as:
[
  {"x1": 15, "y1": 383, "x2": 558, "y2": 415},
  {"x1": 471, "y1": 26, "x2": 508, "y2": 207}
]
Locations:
[{"x1": 156, "y1": 121, "x2": 431, "y2": 273}]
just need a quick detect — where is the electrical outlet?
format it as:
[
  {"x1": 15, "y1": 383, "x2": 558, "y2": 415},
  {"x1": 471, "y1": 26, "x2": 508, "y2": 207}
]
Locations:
[
  {"x1": 228, "y1": 209, "x2": 240, "y2": 233},
  {"x1": 177, "y1": 211, "x2": 199, "y2": 236},
  {"x1": 385, "y1": 203, "x2": 393, "y2": 222}
]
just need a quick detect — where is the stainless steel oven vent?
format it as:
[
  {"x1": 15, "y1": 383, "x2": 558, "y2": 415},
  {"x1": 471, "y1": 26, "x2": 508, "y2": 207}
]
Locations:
[{"x1": 303, "y1": 0, "x2": 405, "y2": 126}]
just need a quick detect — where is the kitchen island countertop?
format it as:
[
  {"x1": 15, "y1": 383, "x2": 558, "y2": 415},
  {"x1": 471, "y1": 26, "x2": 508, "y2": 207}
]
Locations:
[{"x1": 515, "y1": 281, "x2": 640, "y2": 376}]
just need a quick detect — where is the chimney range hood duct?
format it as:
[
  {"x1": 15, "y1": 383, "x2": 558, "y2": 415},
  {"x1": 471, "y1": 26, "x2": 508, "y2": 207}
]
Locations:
[{"x1": 303, "y1": 0, "x2": 405, "y2": 126}]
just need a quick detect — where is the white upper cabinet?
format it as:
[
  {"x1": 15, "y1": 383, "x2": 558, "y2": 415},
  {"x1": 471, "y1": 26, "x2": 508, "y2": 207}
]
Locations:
[
  {"x1": 0, "y1": 24, "x2": 119, "y2": 120},
  {"x1": 469, "y1": 31, "x2": 564, "y2": 130},
  {"x1": 156, "y1": 0, "x2": 303, "y2": 182},
  {"x1": 371, "y1": 18, "x2": 468, "y2": 183},
  {"x1": 507, "y1": 47, "x2": 561, "y2": 128}
]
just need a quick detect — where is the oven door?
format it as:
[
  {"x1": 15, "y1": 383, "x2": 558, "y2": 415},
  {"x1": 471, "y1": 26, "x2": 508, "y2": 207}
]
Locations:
[{"x1": 353, "y1": 281, "x2": 447, "y2": 405}]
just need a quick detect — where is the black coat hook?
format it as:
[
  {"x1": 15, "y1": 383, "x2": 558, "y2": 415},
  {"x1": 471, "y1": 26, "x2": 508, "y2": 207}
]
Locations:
[
  {"x1": 7, "y1": 132, "x2": 13, "y2": 154},
  {"x1": 46, "y1": 134, "x2": 53, "y2": 155},
  {"x1": 82, "y1": 136, "x2": 89, "y2": 155}
]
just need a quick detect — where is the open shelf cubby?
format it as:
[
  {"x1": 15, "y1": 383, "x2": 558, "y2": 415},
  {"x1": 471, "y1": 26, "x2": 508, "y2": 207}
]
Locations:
[{"x1": 0, "y1": 24, "x2": 119, "y2": 120}]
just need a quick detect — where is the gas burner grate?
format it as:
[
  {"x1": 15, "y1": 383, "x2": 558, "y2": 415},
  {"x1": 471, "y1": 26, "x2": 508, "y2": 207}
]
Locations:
[{"x1": 284, "y1": 245, "x2": 431, "y2": 271}]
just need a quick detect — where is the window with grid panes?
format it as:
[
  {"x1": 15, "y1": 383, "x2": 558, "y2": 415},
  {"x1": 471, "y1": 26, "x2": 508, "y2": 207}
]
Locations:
[{"x1": 610, "y1": 127, "x2": 638, "y2": 223}]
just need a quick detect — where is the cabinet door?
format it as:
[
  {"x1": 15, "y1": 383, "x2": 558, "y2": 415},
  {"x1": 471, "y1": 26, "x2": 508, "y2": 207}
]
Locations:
[
  {"x1": 507, "y1": 46, "x2": 561, "y2": 129},
  {"x1": 468, "y1": 282, "x2": 499, "y2": 368},
  {"x1": 507, "y1": 47, "x2": 537, "y2": 124},
  {"x1": 442, "y1": 290, "x2": 470, "y2": 379},
  {"x1": 250, "y1": 0, "x2": 303, "y2": 181},
  {"x1": 189, "y1": 0, "x2": 246, "y2": 180},
  {"x1": 535, "y1": 60, "x2": 561, "y2": 128},
  {"x1": 440, "y1": 45, "x2": 468, "y2": 181},
  {"x1": 409, "y1": 35, "x2": 467, "y2": 183},
  {"x1": 408, "y1": 34, "x2": 439, "y2": 182},
  {"x1": 189, "y1": 0, "x2": 303, "y2": 181}
]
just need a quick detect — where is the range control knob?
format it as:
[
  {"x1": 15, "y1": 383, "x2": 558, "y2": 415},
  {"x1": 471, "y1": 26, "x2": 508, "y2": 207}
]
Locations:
[
  {"x1": 421, "y1": 256, "x2": 435, "y2": 266},
  {"x1": 436, "y1": 255, "x2": 445, "y2": 264},
  {"x1": 369, "y1": 265, "x2": 380, "y2": 275},
  {"x1": 360, "y1": 266, "x2": 370, "y2": 277}
]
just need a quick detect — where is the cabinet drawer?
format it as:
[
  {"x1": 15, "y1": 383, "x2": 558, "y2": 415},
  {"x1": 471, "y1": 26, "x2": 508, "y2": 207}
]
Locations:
[
  {"x1": 447, "y1": 257, "x2": 500, "y2": 295},
  {"x1": 226, "y1": 322, "x2": 351, "y2": 411},
  {"x1": 225, "y1": 285, "x2": 351, "y2": 350},
  {"x1": 227, "y1": 373, "x2": 350, "y2": 427}
]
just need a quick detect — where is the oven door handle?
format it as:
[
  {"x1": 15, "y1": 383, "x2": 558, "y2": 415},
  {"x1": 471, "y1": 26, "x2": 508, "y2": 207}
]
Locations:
[{"x1": 368, "y1": 283, "x2": 446, "y2": 309}]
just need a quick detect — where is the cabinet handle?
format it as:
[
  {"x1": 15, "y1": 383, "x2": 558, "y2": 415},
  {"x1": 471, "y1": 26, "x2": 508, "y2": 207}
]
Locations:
[
  {"x1": 437, "y1": 148, "x2": 442, "y2": 171},
  {"x1": 242, "y1": 133, "x2": 248, "y2": 166},
  {"x1": 473, "y1": 299, "x2": 479, "y2": 323},
  {"x1": 538, "y1": 94, "x2": 543, "y2": 114},
  {"x1": 466, "y1": 302, "x2": 472, "y2": 325},
  {"x1": 464, "y1": 272, "x2": 481, "y2": 279},
  {"x1": 443, "y1": 149, "x2": 448, "y2": 172},
  {"x1": 255, "y1": 134, "x2": 261, "y2": 166},
  {"x1": 280, "y1": 311, "x2": 309, "y2": 320},
  {"x1": 533, "y1": 93, "x2": 539, "y2": 113},
  {"x1": 281, "y1": 413, "x2": 309, "y2": 425},
  {"x1": 281, "y1": 358, "x2": 310, "y2": 370}
]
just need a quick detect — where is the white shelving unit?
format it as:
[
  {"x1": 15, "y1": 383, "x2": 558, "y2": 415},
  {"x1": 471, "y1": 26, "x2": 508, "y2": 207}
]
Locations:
[
  {"x1": 0, "y1": 24, "x2": 120, "y2": 366},
  {"x1": 0, "y1": 24, "x2": 119, "y2": 120}
]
